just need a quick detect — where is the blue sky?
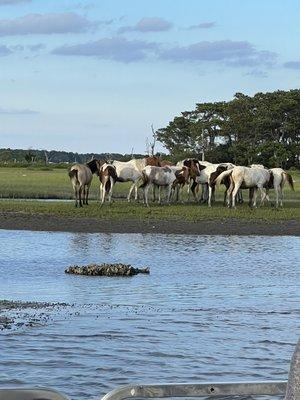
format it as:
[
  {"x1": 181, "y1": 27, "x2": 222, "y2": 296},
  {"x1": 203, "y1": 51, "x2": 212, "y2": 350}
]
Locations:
[{"x1": 0, "y1": 0, "x2": 299, "y2": 154}]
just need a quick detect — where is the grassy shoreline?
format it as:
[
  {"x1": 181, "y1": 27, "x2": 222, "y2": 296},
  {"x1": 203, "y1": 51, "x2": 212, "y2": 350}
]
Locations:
[{"x1": 0, "y1": 199, "x2": 299, "y2": 221}]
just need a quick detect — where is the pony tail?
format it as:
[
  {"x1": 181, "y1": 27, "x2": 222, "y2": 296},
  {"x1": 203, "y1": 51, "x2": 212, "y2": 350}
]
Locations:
[
  {"x1": 268, "y1": 171, "x2": 274, "y2": 189},
  {"x1": 68, "y1": 169, "x2": 79, "y2": 184},
  {"x1": 285, "y1": 172, "x2": 295, "y2": 191},
  {"x1": 105, "y1": 176, "x2": 111, "y2": 194}
]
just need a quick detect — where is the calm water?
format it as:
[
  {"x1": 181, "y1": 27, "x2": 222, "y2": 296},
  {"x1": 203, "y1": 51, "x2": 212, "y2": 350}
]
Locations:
[{"x1": 0, "y1": 230, "x2": 299, "y2": 400}]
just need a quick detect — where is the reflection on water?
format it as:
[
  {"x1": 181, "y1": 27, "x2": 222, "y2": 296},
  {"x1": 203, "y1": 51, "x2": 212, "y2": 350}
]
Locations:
[{"x1": 0, "y1": 230, "x2": 299, "y2": 399}]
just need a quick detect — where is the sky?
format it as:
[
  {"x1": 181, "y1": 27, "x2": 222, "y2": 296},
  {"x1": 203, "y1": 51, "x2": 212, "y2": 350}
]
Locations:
[{"x1": 0, "y1": 0, "x2": 299, "y2": 154}]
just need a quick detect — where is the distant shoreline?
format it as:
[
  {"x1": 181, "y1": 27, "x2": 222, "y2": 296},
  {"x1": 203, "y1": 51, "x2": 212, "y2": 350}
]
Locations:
[{"x1": 0, "y1": 212, "x2": 299, "y2": 236}]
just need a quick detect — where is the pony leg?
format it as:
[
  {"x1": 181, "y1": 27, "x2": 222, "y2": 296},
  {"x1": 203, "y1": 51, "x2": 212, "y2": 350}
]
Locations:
[
  {"x1": 259, "y1": 188, "x2": 267, "y2": 206},
  {"x1": 144, "y1": 185, "x2": 150, "y2": 207},
  {"x1": 265, "y1": 189, "x2": 270, "y2": 205},
  {"x1": 187, "y1": 181, "x2": 191, "y2": 201},
  {"x1": 191, "y1": 181, "x2": 198, "y2": 202},
  {"x1": 252, "y1": 188, "x2": 258, "y2": 208},
  {"x1": 208, "y1": 186, "x2": 213, "y2": 207},
  {"x1": 188, "y1": 179, "x2": 198, "y2": 201},
  {"x1": 78, "y1": 186, "x2": 83, "y2": 207},
  {"x1": 211, "y1": 186, "x2": 215, "y2": 203},
  {"x1": 175, "y1": 185, "x2": 179, "y2": 202},
  {"x1": 100, "y1": 181, "x2": 106, "y2": 207},
  {"x1": 228, "y1": 179, "x2": 235, "y2": 207},
  {"x1": 237, "y1": 189, "x2": 244, "y2": 204},
  {"x1": 274, "y1": 187, "x2": 279, "y2": 208},
  {"x1": 167, "y1": 185, "x2": 172, "y2": 203},
  {"x1": 127, "y1": 183, "x2": 135, "y2": 202},
  {"x1": 177, "y1": 185, "x2": 181, "y2": 203},
  {"x1": 280, "y1": 187, "x2": 284, "y2": 207},
  {"x1": 108, "y1": 177, "x2": 114, "y2": 204},
  {"x1": 226, "y1": 182, "x2": 234, "y2": 207},
  {"x1": 74, "y1": 186, "x2": 78, "y2": 207},
  {"x1": 158, "y1": 186, "x2": 162, "y2": 204},
  {"x1": 99, "y1": 184, "x2": 103, "y2": 204},
  {"x1": 231, "y1": 184, "x2": 241, "y2": 209},
  {"x1": 223, "y1": 188, "x2": 227, "y2": 206},
  {"x1": 248, "y1": 188, "x2": 254, "y2": 207},
  {"x1": 85, "y1": 184, "x2": 91, "y2": 205},
  {"x1": 82, "y1": 186, "x2": 86, "y2": 204}
]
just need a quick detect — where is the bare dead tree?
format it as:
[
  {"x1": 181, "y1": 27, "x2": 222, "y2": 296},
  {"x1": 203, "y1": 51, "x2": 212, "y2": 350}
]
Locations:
[
  {"x1": 145, "y1": 137, "x2": 150, "y2": 156},
  {"x1": 150, "y1": 124, "x2": 157, "y2": 156}
]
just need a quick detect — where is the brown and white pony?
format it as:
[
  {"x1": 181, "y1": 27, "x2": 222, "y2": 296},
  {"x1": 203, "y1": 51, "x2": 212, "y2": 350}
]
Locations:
[
  {"x1": 111, "y1": 156, "x2": 161, "y2": 202},
  {"x1": 209, "y1": 164, "x2": 235, "y2": 207},
  {"x1": 68, "y1": 159, "x2": 99, "y2": 207},
  {"x1": 170, "y1": 165, "x2": 191, "y2": 202},
  {"x1": 176, "y1": 158, "x2": 204, "y2": 200},
  {"x1": 98, "y1": 163, "x2": 118, "y2": 206}
]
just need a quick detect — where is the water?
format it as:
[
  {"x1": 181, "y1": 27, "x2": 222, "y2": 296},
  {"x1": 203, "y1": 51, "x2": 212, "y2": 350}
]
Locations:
[{"x1": 0, "y1": 230, "x2": 299, "y2": 400}]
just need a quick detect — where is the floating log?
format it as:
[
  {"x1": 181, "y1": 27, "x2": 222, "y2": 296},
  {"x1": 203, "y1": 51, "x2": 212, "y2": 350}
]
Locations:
[{"x1": 65, "y1": 263, "x2": 150, "y2": 277}]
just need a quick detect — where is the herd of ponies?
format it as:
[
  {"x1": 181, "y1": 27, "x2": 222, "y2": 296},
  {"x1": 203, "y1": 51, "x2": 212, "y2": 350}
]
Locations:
[{"x1": 68, "y1": 156, "x2": 295, "y2": 208}]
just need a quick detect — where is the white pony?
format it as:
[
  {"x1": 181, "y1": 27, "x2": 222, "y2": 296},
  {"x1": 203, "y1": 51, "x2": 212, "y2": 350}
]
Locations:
[
  {"x1": 215, "y1": 166, "x2": 271, "y2": 208},
  {"x1": 269, "y1": 167, "x2": 294, "y2": 207}
]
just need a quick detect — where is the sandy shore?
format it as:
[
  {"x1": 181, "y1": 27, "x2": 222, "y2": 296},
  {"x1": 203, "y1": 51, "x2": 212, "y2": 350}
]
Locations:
[{"x1": 0, "y1": 212, "x2": 299, "y2": 235}]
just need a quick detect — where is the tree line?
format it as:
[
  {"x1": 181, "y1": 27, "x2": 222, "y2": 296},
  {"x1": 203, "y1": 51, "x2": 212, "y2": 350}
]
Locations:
[
  {"x1": 0, "y1": 148, "x2": 145, "y2": 166},
  {"x1": 156, "y1": 89, "x2": 300, "y2": 168}
]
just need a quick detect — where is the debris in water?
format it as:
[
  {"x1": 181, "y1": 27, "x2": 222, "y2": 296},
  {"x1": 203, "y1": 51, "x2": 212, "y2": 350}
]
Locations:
[{"x1": 65, "y1": 263, "x2": 150, "y2": 277}]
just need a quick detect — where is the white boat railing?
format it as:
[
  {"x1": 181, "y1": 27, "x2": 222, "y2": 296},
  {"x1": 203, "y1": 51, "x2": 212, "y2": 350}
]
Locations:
[{"x1": 100, "y1": 381, "x2": 287, "y2": 400}]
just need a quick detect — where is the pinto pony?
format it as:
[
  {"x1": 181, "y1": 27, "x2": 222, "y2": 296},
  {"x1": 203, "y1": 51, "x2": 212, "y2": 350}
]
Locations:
[
  {"x1": 68, "y1": 159, "x2": 100, "y2": 207},
  {"x1": 111, "y1": 156, "x2": 161, "y2": 202},
  {"x1": 140, "y1": 166, "x2": 178, "y2": 207},
  {"x1": 176, "y1": 158, "x2": 204, "y2": 200},
  {"x1": 98, "y1": 163, "x2": 117, "y2": 206}
]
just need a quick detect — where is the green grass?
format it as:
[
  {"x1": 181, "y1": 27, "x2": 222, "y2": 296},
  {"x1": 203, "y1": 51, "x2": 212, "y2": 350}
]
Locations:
[
  {"x1": 0, "y1": 166, "x2": 130, "y2": 199},
  {"x1": 0, "y1": 166, "x2": 299, "y2": 222},
  {"x1": 0, "y1": 199, "x2": 299, "y2": 221}
]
